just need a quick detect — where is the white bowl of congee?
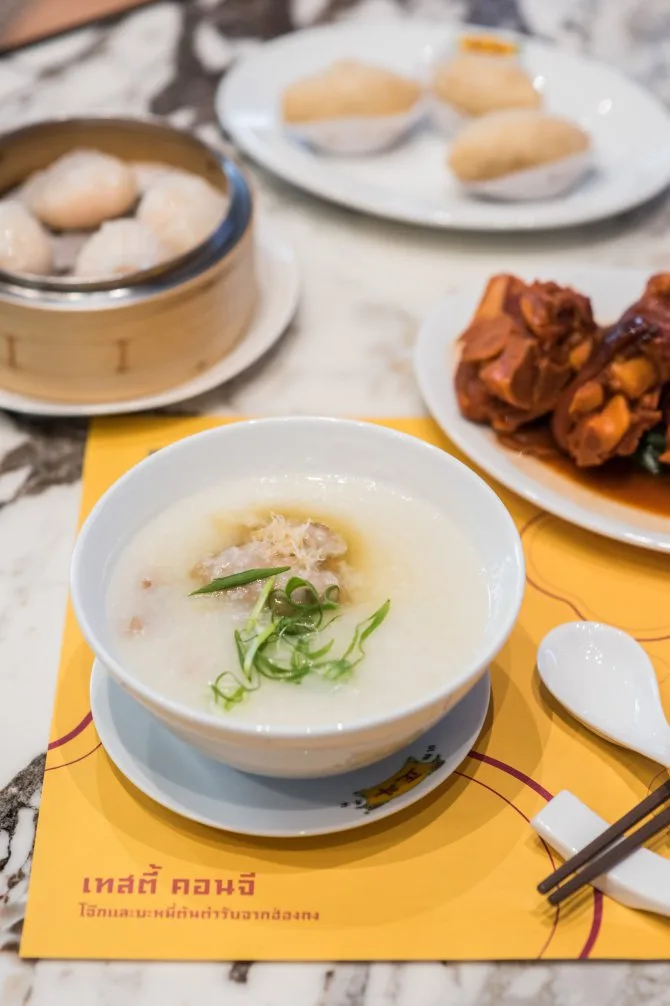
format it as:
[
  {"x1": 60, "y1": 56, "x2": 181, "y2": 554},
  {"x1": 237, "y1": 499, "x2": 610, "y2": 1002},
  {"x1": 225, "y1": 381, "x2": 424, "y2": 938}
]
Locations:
[{"x1": 70, "y1": 417, "x2": 525, "y2": 778}]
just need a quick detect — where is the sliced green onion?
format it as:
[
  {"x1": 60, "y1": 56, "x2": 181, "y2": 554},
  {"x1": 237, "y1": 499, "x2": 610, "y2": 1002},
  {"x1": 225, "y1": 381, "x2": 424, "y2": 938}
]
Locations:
[
  {"x1": 189, "y1": 566, "x2": 290, "y2": 596},
  {"x1": 199, "y1": 566, "x2": 390, "y2": 711}
]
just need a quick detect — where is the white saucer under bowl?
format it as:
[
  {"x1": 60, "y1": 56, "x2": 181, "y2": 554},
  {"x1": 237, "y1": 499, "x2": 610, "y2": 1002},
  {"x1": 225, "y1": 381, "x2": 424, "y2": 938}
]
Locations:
[
  {"x1": 90, "y1": 661, "x2": 490, "y2": 838},
  {"x1": 0, "y1": 222, "x2": 299, "y2": 418}
]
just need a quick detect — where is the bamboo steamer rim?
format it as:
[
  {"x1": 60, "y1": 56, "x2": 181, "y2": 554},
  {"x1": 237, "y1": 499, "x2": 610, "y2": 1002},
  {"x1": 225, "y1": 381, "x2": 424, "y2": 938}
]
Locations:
[{"x1": 0, "y1": 115, "x2": 253, "y2": 307}]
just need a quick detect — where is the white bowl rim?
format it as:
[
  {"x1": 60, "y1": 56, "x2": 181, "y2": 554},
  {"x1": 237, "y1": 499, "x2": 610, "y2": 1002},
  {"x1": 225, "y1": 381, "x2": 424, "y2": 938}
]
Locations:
[{"x1": 70, "y1": 416, "x2": 525, "y2": 739}]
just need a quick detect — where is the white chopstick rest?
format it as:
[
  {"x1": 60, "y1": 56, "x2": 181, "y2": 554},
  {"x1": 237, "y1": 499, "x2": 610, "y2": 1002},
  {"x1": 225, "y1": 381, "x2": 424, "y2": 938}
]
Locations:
[{"x1": 531, "y1": 790, "x2": 670, "y2": 916}]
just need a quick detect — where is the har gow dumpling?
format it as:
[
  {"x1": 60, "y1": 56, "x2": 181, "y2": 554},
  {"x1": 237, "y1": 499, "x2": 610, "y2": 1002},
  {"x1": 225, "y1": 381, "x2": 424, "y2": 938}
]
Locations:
[
  {"x1": 131, "y1": 161, "x2": 192, "y2": 195},
  {"x1": 137, "y1": 174, "x2": 228, "y2": 257},
  {"x1": 24, "y1": 149, "x2": 137, "y2": 230},
  {"x1": 0, "y1": 200, "x2": 52, "y2": 276},
  {"x1": 74, "y1": 220, "x2": 167, "y2": 279},
  {"x1": 448, "y1": 110, "x2": 592, "y2": 200},
  {"x1": 20, "y1": 169, "x2": 49, "y2": 210}
]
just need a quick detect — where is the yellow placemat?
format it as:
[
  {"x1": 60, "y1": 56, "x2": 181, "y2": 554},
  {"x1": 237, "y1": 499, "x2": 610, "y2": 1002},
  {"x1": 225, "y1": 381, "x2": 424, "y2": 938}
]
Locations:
[{"x1": 21, "y1": 416, "x2": 670, "y2": 961}]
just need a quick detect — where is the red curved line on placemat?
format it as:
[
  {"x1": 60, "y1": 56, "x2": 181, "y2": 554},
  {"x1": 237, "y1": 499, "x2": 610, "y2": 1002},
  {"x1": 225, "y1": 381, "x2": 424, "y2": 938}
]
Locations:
[
  {"x1": 647, "y1": 767, "x2": 669, "y2": 794},
  {"x1": 48, "y1": 710, "x2": 93, "y2": 750},
  {"x1": 519, "y1": 512, "x2": 547, "y2": 539},
  {"x1": 519, "y1": 514, "x2": 587, "y2": 619},
  {"x1": 468, "y1": 750, "x2": 603, "y2": 958},
  {"x1": 526, "y1": 575, "x2": 586, "y2": 621},
  {"x1": 469, "y1": 751, "x2": 554, "y2": 802},
  {"x1": 455, "y1": 769, "x2": 560, "y2": 959},
  {"x1": 45, "y1": 741, "x2": 101, "y2": 772},
  {"x1": 527, "y1": 575, "x2": 670, "y2": 643},
  {"x1": 521, "y1": 513, "x2": 670, "y2": 643},
  {"x1": 578, "y1": 890, "x2": 604, "y2": 960}
]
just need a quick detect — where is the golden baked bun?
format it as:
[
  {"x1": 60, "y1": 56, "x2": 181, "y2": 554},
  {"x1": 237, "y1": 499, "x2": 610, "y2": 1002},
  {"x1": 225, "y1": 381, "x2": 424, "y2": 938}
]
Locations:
[
  {"x1": 433, "y1": 54, "x2": 540, "y2": 118},
  {"x1": 282, "y1": 60, "x2": 422, "y2": 122},
  {"x1": 448, "y1": 110, "x2": 590, "y2": 182}
]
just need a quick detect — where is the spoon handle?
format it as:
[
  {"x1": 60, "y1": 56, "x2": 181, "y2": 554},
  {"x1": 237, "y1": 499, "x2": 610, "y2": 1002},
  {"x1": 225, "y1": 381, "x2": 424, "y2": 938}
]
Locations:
[{"x1": 634, "y1": 727, "x2": 670, "y2": 769}]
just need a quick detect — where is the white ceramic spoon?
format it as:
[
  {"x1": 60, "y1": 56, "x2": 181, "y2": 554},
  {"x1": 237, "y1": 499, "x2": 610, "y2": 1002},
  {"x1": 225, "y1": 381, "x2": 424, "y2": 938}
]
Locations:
[
  {"x1": 531, "y1": 621, "x2": 670, "y2": 917},
  {"x1": 537, "y1": 621, "x2": 670, "y2": 767}
]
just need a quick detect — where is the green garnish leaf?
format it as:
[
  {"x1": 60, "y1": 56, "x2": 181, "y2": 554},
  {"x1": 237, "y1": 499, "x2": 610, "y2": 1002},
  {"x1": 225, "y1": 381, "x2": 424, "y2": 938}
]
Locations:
[
  {"x1": 633, "y1": 426, "x2": 668, "y2": 477},
  {"x1": 190, "y1": 566, "x2": 290, "y2": 596},
  {"x1": 647, "y1": 430, "x2": 667, "y2": 450},
  {"x1": 637, "y1": 445, "x2": 663, "y2": 477},
  {"x1": 319, "y1": 599, "x2": 391, "y2": 681},
  {"x1": 353, "y1": 598, "x2": 391, "y2": 646},
  {"x1": 211, "y1": 671, "x2": 259, "y2": 710},
  {"x1": 199, "y1": 565, "x2": 391, "y2": 712}
]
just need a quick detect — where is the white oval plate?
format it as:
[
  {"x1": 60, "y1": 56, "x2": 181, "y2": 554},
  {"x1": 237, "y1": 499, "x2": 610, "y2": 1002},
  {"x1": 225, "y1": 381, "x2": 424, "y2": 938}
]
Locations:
[
  {"x1": 90, "y1": 661, "x2": 490, "y2": 838},
  {"x1": 217, "y1": 22, "x2": 670, "y2": 231},
  {"x1": 414, "y1": 266, "x2": 670, "y2": 553},
  {"x1": 0, "y1": 223, "x2": 299, "y2": 417}
]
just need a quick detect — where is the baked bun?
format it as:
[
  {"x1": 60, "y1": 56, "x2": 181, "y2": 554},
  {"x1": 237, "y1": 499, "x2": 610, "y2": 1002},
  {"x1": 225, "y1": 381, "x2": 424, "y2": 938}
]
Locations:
[
  {"x1": 433, "y1": 54, "x2": 540, "y2": 118},
  {"x1": 448, "y1": 110, "x2": 590, "y2": 182},
  {"x1": 282, "y1": 60, "x2": 421, "y2": 122}
]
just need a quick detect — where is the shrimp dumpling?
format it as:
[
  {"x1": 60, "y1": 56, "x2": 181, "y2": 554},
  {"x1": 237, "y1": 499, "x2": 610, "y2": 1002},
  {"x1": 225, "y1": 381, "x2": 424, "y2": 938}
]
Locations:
[
  {"x1": 130, "y1": 161, "x2": 192, "y2": 195},
  {"x1": 0, "y1": 200, "x2": 52, "y2": 275},
  {"x1": 25, "y1": 149, "x2": 137, "y2": 230},
  {"x1": 20, "y1": 169, "x2": 49, "y2": 210},
  {"x1": 74, "y1": 220, "x2": 167, "y2": 279},
  {"x1": 137, "y1": 174, "x2": 228, "y2": 257}
]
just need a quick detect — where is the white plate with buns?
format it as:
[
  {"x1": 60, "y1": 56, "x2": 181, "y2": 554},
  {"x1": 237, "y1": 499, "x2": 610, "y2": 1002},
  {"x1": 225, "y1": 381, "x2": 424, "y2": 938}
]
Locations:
[{"x1": 217, "y1": 21, "x2": 670, "y2": 231}]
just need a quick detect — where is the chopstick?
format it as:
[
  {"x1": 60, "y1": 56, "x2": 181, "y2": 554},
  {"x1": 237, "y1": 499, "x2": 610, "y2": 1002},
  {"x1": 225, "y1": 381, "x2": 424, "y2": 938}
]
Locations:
[
  {"x1": 547, "y1": 802, "x2": 670, "y2": 907},
  {"x1": 538, "y1": 779, "x2": 670, "y2": 905}
]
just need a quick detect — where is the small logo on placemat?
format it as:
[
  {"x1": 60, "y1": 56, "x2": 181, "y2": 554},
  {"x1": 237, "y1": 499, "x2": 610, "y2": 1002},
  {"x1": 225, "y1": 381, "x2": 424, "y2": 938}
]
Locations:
[{"x1": 340, "y1": 745, "x2": 445, "y2": 814}]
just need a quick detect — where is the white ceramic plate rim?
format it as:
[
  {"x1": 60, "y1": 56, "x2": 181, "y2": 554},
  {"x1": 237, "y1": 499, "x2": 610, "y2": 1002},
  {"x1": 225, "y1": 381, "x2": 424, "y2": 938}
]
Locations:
[
  {"x1": 217, "y1": 21, "x2": 670, "y2": 231},
  {"x1": 0, "y1": 222, "x2": 299, "y2": 417},
  {"x1": 90, "y1": 660, "x2": 491, "y2": 837},
  {"x1": 414, "y1": 265, "x2": 670, "y2": 553}
]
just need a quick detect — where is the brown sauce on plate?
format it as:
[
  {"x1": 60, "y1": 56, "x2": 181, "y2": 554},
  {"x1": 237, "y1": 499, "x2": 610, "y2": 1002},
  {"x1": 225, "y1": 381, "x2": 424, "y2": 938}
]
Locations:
[{"x1": 500, "y1": 425, "x2": 670, "y2": 518}]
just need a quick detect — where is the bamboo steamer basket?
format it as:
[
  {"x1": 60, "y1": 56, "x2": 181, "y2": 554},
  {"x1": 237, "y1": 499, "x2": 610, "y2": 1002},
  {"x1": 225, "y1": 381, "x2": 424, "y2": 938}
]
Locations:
[{"x1": 0, "y1": 117, "x2": 256, "y2": 404}]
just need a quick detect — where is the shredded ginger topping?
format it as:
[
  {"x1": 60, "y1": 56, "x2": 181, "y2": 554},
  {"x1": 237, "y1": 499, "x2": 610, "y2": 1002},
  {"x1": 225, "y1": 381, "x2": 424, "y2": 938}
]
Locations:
[{"x1": 196, "y1": 513, "x2": 348, "y2": 599}]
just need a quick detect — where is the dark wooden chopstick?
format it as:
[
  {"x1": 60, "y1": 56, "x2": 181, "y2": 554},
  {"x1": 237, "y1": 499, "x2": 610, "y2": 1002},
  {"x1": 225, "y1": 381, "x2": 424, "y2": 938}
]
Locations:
[
  {"x1": 547, "y1": 800, "x2": 670, "y2": 907},
  {"x1": 538, "y1": 778, "x2": 670, "y2": 896}
]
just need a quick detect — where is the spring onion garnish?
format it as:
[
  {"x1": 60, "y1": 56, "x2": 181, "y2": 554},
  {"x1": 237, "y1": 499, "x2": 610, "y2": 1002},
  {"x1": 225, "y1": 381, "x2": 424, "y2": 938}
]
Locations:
[
  {"x1": 191, "y1": 569, "x2": 390, "y2": 710},
  {"x1": 189, "y1": 566, "x2": 290, "y2": 596},
  {"x1": 633, "y1": 427, "x2": 668, "y2": 477}
]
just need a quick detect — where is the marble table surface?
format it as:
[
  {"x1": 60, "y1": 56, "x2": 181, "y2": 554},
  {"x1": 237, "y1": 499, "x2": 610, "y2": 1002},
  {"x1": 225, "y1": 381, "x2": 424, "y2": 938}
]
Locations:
[{"x1": 1, "y1": 0, "x2": 670, "y2": 1002}]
